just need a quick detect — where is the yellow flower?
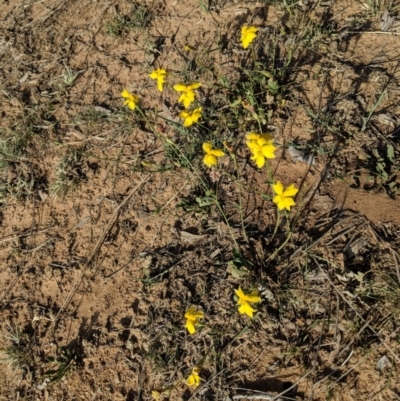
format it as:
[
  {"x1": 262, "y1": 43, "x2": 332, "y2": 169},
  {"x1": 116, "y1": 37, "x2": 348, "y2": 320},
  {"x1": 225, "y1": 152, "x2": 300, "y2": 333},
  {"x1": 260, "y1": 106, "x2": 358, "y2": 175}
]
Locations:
[
  {"x1": 246, "y1": 132, "x2": 277, "y2": 168},
  {"x1": 272, "y1": 181, "x2": 299, "y2": 211},
  {"x1": 173, "y1": 83, "x2": 201, "y2": 109},
  {"x1": 184, "y1": 44, "x2": 196, "y2": 51},
  {"x1": 184, "y1": 307, "x2": 204, "y2": 334},
  {"x1": 246, "y1": 132, "x2": 273, "y2": 146},
  {"x1": 149, "y1": 68, "x2": 167, "y2": 92},
  {"x1": 234, "y1": 287, "x2": 261, "y2": 318},
  {"x1": 121, "y1": 89, "x2": 139, "y2": 110},
  {"x1": 241, "y1": 25, "x2": 258, "y2": 49},
  {"x1": 186, "y1": 367, "x2": 201, "y2": 388},
  {"x1": 151, "y1": 391, "x2": 161, "y2": 400},
  {"x1": 179, "y1": 107, "x2": 202, "y2": 127},
  {"x1": 238, "y1": 302, "x2": 257, "y2": 318},
  {"x1": 202, "y1": 142, "x2": 225, "y2": 168}
]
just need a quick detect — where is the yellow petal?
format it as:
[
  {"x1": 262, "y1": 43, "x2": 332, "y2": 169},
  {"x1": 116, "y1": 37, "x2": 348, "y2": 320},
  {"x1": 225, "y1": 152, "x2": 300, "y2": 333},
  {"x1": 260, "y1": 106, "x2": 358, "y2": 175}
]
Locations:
[
  {"x1": 185, "y1": 307, "x2": 204, "y2": 320},
  {"x1": 247, "y1": 140, "x2": 261, "y2": 152},
  {"x1": 179, "y1": 91, "x2": 195, "y2": 109},
  {"x1": 121, "y1": 89, "x2": 131, "y2": 98},
  {"x1": 282, "y1": 184, "x2": 299, "y2": 197},
  {"x1": 272, "y1": 181, "x2": 284, "y2": 195},
  {"x1": 173, "y1": 83, "x2": 187, "y2": 92},
  {"x1": 246, "y1": 132, "x2": 259, "y2": 141},
  {"x1": 202, "y1": 142, "x2": 212, "y2": 154},
  {"x1": 241, "y1": 26, "x2": 258, "y2": 49},
  {"x1": 183, "y1": 116, "x2": 193, "y2": 127},
  {"x1": 125, "y1": 100, "x2": 137, "y2": 110},
  {"x1": 186, "y1": 368, "x2": 200, "y2": 388},
  {"x1": 244, "y1": 290, "x2": 261, "y2": 304},
  {"x1": 261, "y1": 143, "x2": 276, "y2": 159},
  {"x1": 283, "y1": 197, "x2": 296, "y2": 211},
  {"x1": 188, "y1": 108, "x2": 202, "y2": 125},
  {"x1": 188, "y1": 82, "x2": 201, "y2": 91},
  {"x1": 149, "y1": 70, "x2": 159, "y2": 79},
  {"x1": 242, "y1": 26, "x2": 258, "y2": 36},
  {"x1": 157, "y1": 80, "x2": 164, "y2": 92},
  {"x1": 179, "y1": 110, "x2": 189, "y2": 119},
  {"x1": 234, "y1": 287, "x2": 246, "y2": 300},
  {"x1": 192, "y1": 107, "x2": 202, "y2": 115},
  {"x1": 238, "y1": 301, "x2": 256, "y2": 318},
  {"x1": 185, "y1": 319, "x2": 196, "y2": 334},
  {"x1": 203, "y1": 154, "x2": 217, "y2": 168},
  {"x1": 235, "y1": 287, "x2": 261, "y2": 304},
  {"x1": 252, "y1": 153, "x2": 265, "y2": 168},
  {"x1": 210, "y1": 149, "x2": 225, "y2": 157},
  {"x1": 273, "y1": 195, "x2": 285, "y2": 210}
]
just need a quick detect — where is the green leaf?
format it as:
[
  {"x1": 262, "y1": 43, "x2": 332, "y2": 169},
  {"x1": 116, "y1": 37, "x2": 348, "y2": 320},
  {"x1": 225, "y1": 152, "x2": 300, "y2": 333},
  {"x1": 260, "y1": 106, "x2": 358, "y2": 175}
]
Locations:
[
  {"x1": 387, "y1": 144, "x2": 395, "y2": 163},
  {"x1": 268, "y1": 79, "x2": 279, "y2": 95}
]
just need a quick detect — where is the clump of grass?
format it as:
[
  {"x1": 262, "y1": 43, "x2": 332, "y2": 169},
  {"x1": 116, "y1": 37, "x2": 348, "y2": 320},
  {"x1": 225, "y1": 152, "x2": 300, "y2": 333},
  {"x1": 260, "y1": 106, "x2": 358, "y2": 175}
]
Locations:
[
  {"x1": 105, "y1": 2, "x2": 153, "y2": 38},
  {"x1": 0, "y1": 128, "x2": 35, "y2": 202},
  {"x1": 0, "y1": 325, "x2": 34, "y2": 372},
  {"x1": 43, "y1": 346, "x2": 79, "y2": 382},
  {"x1": 51, "y1": 148, "x2": 87, "y2": 197}
]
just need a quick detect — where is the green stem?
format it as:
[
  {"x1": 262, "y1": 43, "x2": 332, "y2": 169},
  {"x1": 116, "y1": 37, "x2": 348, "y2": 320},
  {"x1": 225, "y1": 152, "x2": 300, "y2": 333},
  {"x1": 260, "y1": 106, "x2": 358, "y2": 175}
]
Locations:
[
  {"x1": 229, "y1": 149, "x2": 248, "y2": 243},
  {"x1": 137, "y1": 106, "x2": 239, "y2": 248},
  {"x1": 271, "y1": 208, "x2": 281, "y2": 241},
  {"x1": 268, "y1": 230, "x2": 292, "y2": 261}
]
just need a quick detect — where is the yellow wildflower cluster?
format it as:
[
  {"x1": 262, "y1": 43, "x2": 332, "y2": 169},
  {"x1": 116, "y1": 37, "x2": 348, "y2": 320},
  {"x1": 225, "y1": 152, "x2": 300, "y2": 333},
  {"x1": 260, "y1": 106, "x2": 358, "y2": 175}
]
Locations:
[
  {"x1": 184, "y1": 287, "x2": 262, "y2": 336},
  {"x1": 246, "y1": 132, "x2": 277, "y2": 168},
  {"x1": 182, "y1": 285, "x2": 262, "y2": 390},
  {"x1": 122, "y1": 73, "x2": 203, "y2": 127},
  {"x1": 122, "y1": 23, "x2": 258, "y2": 119}
]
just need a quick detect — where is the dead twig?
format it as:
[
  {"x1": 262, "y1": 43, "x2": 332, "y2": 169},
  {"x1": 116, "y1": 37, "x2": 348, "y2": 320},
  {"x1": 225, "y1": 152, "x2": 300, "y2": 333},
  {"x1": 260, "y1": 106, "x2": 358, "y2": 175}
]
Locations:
[{"x1": 232, "y1": 394, "x2": 296, "y2": 400}]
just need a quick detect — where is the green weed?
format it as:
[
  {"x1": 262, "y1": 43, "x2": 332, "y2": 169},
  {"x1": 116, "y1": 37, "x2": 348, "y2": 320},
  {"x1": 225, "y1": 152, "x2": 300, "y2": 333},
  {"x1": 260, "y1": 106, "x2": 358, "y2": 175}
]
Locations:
[
  {"x1": 51, "y1": 148, "x2": 86, "y2": 197},
  {"x1": 0, "y1": 325, "x2": 34, "y2": 372},
  {"x1": 105, "y1": 2, "x2": 153, "y2": 38}
]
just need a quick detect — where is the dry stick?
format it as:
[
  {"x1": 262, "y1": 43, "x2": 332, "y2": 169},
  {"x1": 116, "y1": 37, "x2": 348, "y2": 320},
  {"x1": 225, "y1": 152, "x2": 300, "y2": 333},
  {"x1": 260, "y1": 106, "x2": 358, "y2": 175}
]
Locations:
[
  {"x1": 347, "y1": 30, "x2": 400, "y2": 35},
  {"x1": 104, "y1": 256, "x2": 137, "y2": 280},
  {"x1": 233, "y1": 395, "x2": 295, "y2": 401},
  {"x1": 391, "y1": 249, "x2": 400, "y2": 285},
  {"x1": 0, "y1": 226, "x2": 54, "y2": 244},
  {"x1": 50, "y1": 174, "x2": 151, "y2": 330}
]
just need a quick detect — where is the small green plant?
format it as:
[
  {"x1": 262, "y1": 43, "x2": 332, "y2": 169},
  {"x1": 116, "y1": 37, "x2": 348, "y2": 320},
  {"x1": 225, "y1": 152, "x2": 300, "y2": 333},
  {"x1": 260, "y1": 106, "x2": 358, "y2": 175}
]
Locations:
[
  {"x1": 363, "y1": 142, "x2": 399, "y2": 197},
  {"x1": 105, "y1": 2, "x2": 152, "y2": 37},
  {"x1": 0, "y1": 325, "x2": 34, "y2": 371},
  {"x1": 62, "y1": 65, "x2": 80, "y2": 88},
  {"x1": 51, "y1": 149, "x2": 86, "y2": 197},
  {"x1": 0, "y1": 128, "x2": 40, "y2": 202},
  {"x1": 43, "y1": 346, "x2": 77, "y2": 382}
]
